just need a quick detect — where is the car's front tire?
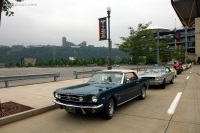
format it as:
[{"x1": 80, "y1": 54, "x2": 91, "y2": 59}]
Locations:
[
  {"x1": 161, "y1": 79, "x2": 166, "y2": 89},
  {"x1": 103, "y1": 98, "x2": 114, "y2": 120},
  {"x1": 170, "y1": 76, "x2": 174, "y2": 84},
  {"x1": 139, "y1": 86, "x2": 146, "y2": 100}
]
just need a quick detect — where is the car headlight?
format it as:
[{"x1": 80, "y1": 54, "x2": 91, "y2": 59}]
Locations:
[
  {"x1": 79, "y1": 96, "x2": 84, "y2": 102},
  {"x1": 92, "y1": 96, "x2": 98, "y2": 103},
  {"x1": 155, "y1": 77, "x2": 162, "y2": 80},
  {"x1": 55, "y1": 93, "x2": 61, "y2": 99}
]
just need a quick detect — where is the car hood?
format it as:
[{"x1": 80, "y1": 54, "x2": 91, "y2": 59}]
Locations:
[
  {"x1": 140, "y1": 73, "x2": 163, "y2": 77},
  {"x1": 55, "y1": 82, "x2": 120, "y2": 96}
]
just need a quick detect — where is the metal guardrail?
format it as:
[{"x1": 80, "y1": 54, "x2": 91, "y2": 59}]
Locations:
[
  {"x1": 73, "y1": 69, "x2": 101, "y2": 79},
  {"x1": 0, "y1": 73, "x2": 60, "y2": 88},
  {"x1": 73, "y1": 66, "x2": 152, "y2": 79},
  {"x1": 131, "y1": 65, "x2": 152, "y2": 72}
]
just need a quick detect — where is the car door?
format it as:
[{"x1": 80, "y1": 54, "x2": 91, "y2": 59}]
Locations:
[
  {"x1": 165, "y1": 67, "x2": 172, "y2": 82},
  {"x1": 122, "y1": 72, "x2": 140, "y2": 101}
]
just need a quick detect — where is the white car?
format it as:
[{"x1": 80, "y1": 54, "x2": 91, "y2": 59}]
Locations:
[{"x1": 140, "y1": 66, "x2": 175, "y2": 89}]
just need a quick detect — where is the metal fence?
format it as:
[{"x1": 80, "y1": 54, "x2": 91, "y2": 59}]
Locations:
[
  {"x1": 0, "y1": 73, "x2": 60, "y2": 88},
  {"x1": 73, "y1": 69, "x2": 101, "y2": 79}
]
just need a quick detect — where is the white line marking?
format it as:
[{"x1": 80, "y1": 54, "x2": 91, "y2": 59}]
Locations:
[
  {"x1": 167, "y1": 92, "x2": 182, "y2": 115},
  {"x1": 186, "y1": 76, "x2": 189, "y2": 79}
]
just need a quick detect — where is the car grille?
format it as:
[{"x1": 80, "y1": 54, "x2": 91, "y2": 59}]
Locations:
[{"x1": 60, "y1": 94, "x2": 85, "y2": 102}]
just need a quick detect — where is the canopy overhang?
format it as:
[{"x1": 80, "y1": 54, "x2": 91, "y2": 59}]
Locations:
[{"x1": 171, "y1": 0, "x2": 200, "y2": 27}]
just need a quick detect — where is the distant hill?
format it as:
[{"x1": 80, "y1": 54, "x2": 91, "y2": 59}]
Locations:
[{"x1": 0, "y1": 45, "x2": 130, "y2": 63}]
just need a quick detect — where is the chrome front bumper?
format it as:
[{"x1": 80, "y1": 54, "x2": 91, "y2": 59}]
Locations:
[
  {"x1": 53, "y1": 99, "x2": 103, "y2": 109},
  {"x1": 149, "y1": 80, "x2": 162, "y2": 85}
]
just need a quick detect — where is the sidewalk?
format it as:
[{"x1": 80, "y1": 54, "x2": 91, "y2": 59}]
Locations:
[{"x1": 0, "y1": 78, "x2": 90, "y2": 126}]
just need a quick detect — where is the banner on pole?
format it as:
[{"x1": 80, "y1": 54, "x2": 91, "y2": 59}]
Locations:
[{"x1": 98, "y1": 17, "x2": 107, "y2": 41}]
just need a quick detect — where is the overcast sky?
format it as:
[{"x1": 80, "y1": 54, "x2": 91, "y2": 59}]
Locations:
[{"x1": 0, "y1": 0, "x2": 183, "y2": 47}]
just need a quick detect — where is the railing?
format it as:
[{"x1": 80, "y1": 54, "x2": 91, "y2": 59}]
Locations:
[
  {"x1": 73, "y1": 69, "x2": 101, "y2": 79},
  {"x1": 132, "y1": 65, "x2": 151, "y2": 72},
  {"x1": 0, "y1": 73, "x2": 60, "y2": 88}
]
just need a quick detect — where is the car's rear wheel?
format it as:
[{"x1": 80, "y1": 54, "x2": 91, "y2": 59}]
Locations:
[
  {"x1": 161, "y1": 79, "x2": 166, "y2": 89},
  {"x1": 103, "y1": 98, "x2": 114, "y2": 120},
  {"x1": 139, "y1": 86, "x2": 146, "y2": 100}
]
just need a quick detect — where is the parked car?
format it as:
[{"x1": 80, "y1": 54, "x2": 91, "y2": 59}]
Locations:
[
  {"x1": 139, "y1": 66, "x2": 174, "y2": 89},
  {"x1": 182, "y1": 64, "x2": 188, "y2": 71},
  {"x1": 165, "y1": 64, "x2": 177, "y2": 77},
  {"x1": 187, "y1": 63, "x2": 192, "y2": 68},
  {"x1": 167, "y1": 60, "x2": 182, "y2": 74},
  {"x1": 53, "y1": 69, "x2": 150, "y2": 119}
]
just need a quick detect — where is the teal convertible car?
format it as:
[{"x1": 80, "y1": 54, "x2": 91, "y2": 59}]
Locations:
[{"x1": 53, "y1": 70, "x2": 150, "y2": 119}]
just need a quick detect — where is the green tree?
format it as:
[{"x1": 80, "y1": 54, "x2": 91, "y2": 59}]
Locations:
[
  {"x1": 146, "y1": 54, "x2": 157, "y2": 64},
  {"x1": 50, "y1": 60, "x2": 56, "y2": 67},
  {"x1": 116, "y1": 22, "x2": 156, "y2": 64},
  {"x1": 172, "y1": 46, "x2": 185, "y2": 61},
  {"x1": 15, "y1": 61, "x2": 20, "y2": 67},
  {"x1": 76, "y1": 59, "x2": 83, "y2": 66},
  {"x1": 110, "y1": 58, "x2": 116, "y2": 65},
  {"x1": 27, "y1": 63, "x2": 33, "y2": 67},
  {"x1": 0, "y1": 0, "x2": 23, "y2": 24},
  {"x1": 158, "y1": 38, "x2": 174, "y2": 62},
  {"x1": 138, "y1": 56, "x2": 146, "y2": 64},
  {"x1": 68, "y1": 60, "x2": 73, "y2": 66},
  {"x1": 97, "y1": 58, "x2": 106, "y2": 66},
  {"x1": 58, "y1": 60, "x2": 64, "y2": 66},
  {"x1": 120, "y1": 57, "x2": 129, "y2": 64}
]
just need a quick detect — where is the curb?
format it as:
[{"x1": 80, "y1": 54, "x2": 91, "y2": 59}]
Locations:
[{"x1": 0, "y1": 104, "x2": 58, "y2": 126}]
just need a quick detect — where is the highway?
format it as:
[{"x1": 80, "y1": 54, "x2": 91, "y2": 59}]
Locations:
[{"x1": 0, "y1": 66, "x2": 200, "y2": 133}]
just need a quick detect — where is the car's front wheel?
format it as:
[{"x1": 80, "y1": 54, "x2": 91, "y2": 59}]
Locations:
[
  {"x1": 170, "y1": 76, "x2": 174, "y2": 84},
  {"x1": 139, "y1": 86, "x2": 146, "y2": 100},
  {"x1": 103, "y1": 98, "x2": 114, "y2": 120},
  {"x1": 161, "y1": 79, "x2": 166, "y2": 89}
]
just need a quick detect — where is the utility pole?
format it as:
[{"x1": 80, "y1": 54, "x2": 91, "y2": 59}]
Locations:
[{"x1": 185, "y1": 26, "x2": 188, "y2": 63}]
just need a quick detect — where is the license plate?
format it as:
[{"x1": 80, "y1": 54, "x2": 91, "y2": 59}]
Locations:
[{"x1": 66, "y1": 107, "x2": 76, "y2": 113}]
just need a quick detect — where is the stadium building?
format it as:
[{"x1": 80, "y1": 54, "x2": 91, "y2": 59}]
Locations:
[{"x1": 157, "y1": 0, "x2": 200, "y2": 62}]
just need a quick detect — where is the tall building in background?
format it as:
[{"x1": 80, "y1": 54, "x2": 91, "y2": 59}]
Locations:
[
  {"x1": 78, "y1": 41, "x2": 87, "y2": 47},
  {"x1": 62, "y1": 37, "x2": 67, "y2": 46},
  {"x1": 62, "y1": 37, "x2": 75, "y2": 47}
]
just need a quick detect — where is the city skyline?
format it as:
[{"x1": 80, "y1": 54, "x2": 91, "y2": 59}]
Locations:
[{"x1": 0, "y1": 0, "x2": 183, "y2": 47}]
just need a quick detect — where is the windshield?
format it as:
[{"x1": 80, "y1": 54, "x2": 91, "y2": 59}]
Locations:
[
  {"x1": 145, "y1": 68, "x2": 165, "y2": 74},
  {"x1": 167, "y1": 62, "x2": 174, "y2": 65},
  {"x1": 89, "y1": 72, "x2": 123, "y2": 84}
]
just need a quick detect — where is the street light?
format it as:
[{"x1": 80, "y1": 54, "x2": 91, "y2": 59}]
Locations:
[
  {"x1": 107, "y1": 5, "x2": 112, "y2": 70},
  {"x1": 156, "y1": 29, "x2": 160, "y2": 66},
  {"x1": 184, "y1": 26, "x2": 188, "y2": 63}
]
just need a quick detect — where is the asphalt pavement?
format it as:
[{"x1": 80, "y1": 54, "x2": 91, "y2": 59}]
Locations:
[
  {"x1": 0, "y1": 66, "x2": 200, "y2": 133},
  {"x1": 0, "y1": 78, "x2": 90, "y2": 125},
  {"x1": 0, "y1": 68, "x2": 144, "y2": 126}
]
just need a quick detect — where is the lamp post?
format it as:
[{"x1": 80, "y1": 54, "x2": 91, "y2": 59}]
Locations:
[
  {"x1": 107, "y1": 5, "x2": 112, "y2": 70},
  {"x1": 184, "y1": 26, "x2": 188, "y2": 63},
  {"x1": 156, "y1": 30, "x2": 160, "y2": 66}
]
